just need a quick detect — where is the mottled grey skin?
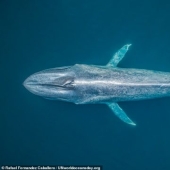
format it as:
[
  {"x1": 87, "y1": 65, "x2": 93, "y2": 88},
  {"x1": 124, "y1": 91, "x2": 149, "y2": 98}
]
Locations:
[
  {"x1": 24, "y1": 64, "x2": 170, "y2": 104},
  {"x1": 23, "y1": 44, "x2": 170, "y2": 126}
]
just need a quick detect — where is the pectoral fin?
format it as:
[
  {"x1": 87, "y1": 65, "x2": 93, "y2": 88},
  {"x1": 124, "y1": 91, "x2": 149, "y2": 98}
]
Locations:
[
  {"x1": 107, "y1": 102, "x2": 136, "y2": 126},
  {"x1": 106, "y1": 44, "x2": 131, "y2": 67}
]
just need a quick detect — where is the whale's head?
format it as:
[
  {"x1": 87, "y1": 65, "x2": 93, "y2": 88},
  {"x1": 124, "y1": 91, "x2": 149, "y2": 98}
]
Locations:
[{"x1": 23, "y1": 66, "x2": 77, "y2": 102}]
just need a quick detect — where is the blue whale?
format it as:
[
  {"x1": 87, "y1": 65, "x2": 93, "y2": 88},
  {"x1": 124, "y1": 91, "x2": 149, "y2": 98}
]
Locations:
[{"x1": 24, "y1": 44, "x2": 170, "y2": 126}]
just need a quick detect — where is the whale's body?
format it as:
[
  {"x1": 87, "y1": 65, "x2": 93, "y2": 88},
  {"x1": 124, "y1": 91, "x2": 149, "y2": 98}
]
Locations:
[{"x1": 24, "y1": 45, "x2": 170, "y2": 125}]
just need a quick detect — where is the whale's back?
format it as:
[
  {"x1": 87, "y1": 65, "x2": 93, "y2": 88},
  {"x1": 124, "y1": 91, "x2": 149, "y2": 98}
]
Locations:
[{"x1": 73, "y1": 64, "x2": 170, "y2": 103}]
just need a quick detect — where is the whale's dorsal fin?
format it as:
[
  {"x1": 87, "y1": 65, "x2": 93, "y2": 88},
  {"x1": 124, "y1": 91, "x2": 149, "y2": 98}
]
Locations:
[
  {"x1": 107, "y1": 102, "x2": 136, "y2": 126},
  {"x1": 106, "y1": 44, "x2": 131, "y2": 67}
]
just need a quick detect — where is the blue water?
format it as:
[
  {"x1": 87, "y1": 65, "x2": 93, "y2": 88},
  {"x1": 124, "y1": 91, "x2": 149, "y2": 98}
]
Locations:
[{"x1": 1, "y1": 0, "x2": 170, "y2": 169}]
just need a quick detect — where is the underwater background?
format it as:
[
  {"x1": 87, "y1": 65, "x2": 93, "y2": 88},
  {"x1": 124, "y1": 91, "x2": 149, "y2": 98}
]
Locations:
[{"x1": 1, "y1": 0, "x2": 170, "y2": 169}]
